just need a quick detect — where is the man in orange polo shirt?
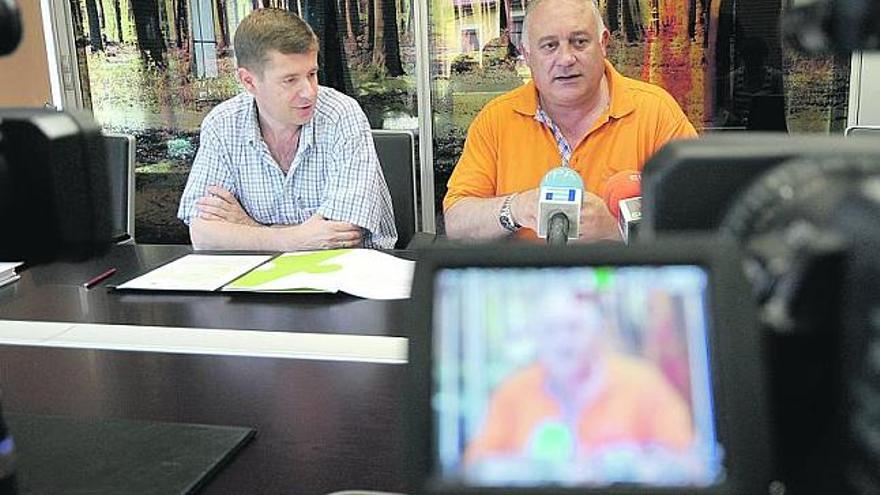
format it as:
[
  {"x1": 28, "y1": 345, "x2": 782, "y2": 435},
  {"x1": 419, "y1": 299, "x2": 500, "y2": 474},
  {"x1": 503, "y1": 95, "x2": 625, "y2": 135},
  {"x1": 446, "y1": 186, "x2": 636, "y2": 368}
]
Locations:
[
  {"x1": 464, "y1": 293, "x2": 694, "y2": 482},
  {"x1": 444, "y1": 0, "x2": 697, "y2": 241}
]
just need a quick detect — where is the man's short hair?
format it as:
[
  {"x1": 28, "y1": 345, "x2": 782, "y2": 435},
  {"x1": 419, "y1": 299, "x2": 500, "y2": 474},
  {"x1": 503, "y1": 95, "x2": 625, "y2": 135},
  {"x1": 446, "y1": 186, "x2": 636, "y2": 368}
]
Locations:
[
  {"x1": 521, "y1": 0, "x2": 606, "y2": 48},
  {"x1": 234, "y1": 8, "x2": 318, "y2": 74}
]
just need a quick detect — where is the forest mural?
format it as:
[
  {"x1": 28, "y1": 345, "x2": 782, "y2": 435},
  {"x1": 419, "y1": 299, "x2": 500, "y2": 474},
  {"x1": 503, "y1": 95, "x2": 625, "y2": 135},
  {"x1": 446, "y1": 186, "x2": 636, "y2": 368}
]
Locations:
[{"x1": 69, "y1": 0, "x2": 849, "y2": 242}]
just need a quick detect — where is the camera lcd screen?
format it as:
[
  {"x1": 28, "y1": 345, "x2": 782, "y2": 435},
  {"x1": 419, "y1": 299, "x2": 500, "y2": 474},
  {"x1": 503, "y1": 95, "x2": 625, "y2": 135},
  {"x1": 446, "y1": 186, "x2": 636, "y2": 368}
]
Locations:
[{"x1": 430, "y1": 264, "x2": 723, "y2": 488}]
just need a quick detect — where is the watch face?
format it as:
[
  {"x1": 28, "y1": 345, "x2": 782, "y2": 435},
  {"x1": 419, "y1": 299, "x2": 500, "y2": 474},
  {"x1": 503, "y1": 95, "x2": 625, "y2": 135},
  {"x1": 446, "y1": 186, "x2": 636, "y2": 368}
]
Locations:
[
  {"x1": 501, "y1": 215, "x2": 515, "y2": 231},
  {"x1": 500, "y1": 197, "x2": 520, "y2": 232}
]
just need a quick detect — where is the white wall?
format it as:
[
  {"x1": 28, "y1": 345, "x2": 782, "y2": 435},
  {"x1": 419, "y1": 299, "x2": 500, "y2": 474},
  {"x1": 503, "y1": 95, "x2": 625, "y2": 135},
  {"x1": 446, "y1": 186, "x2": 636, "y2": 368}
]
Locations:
[
  {"x1": 0, "y1": 1, "x2": 52, "y2": 107},
  {"x1": 848, "y1": 51, "x2": 880, "y2": 127}
]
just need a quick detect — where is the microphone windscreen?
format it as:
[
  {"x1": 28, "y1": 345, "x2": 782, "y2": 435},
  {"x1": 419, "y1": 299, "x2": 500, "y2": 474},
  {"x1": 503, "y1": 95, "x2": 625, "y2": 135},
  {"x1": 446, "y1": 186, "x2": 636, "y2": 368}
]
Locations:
[{"x1": 602, "y1": 171, "x2": 641, "y2": 218}]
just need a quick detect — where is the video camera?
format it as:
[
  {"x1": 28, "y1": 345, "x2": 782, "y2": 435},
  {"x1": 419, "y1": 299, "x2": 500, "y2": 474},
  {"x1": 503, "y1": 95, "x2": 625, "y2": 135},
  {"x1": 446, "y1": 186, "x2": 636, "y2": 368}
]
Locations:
[
  {"x1": 0, "y1": 0, "x2": 113, "y2": 263},
  {"x1": 638, "y1": 133, "x2": 880, "y2": 495},
  {"x1": 719, "y1": 153, "x2": 880, "y2": 495}
]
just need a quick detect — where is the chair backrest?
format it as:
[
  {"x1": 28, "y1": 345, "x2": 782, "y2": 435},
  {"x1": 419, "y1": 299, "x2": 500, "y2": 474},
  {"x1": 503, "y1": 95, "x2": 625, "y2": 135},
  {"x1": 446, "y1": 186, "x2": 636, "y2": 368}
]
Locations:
[
  {"x1": 845, "y1": 125, "x2": 880, "y2": 137},
  {"x1": 103, "y1": 133, "x2": 136, "y2": 243},
  {"x1": 371, "y1": 129, "x2": 417, "y2": 248}
]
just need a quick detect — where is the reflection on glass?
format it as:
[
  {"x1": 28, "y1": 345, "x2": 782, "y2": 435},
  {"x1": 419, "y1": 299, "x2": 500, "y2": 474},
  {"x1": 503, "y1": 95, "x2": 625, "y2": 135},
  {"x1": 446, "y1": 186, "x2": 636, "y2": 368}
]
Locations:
[
  {"x1": 67, "y1": 0, "x2": 850, "y2": 238},
  {"x1": 428, "y1": 0, "x2": 850, "y2": 213}
]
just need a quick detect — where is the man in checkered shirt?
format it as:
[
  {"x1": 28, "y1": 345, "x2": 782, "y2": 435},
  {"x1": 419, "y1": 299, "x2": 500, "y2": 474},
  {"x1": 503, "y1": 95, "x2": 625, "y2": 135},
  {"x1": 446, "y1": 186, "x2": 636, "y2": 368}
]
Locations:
[{"x1": 178, "y1": 8, "x2": 397, "y2": 250}]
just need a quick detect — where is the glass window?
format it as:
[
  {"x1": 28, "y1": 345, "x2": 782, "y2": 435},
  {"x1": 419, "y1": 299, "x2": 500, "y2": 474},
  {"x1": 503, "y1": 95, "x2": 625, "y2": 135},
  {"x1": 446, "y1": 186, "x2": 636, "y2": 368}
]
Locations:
[
  {"x1": 67, "y1": 0, "x2": 851, "y2": 238},
  {"x1": 71, "y1": 0, "x2": 418, "y2": 243},
  {"x1": 427, "y1": 0, "x2": 850, "y2": 217}
]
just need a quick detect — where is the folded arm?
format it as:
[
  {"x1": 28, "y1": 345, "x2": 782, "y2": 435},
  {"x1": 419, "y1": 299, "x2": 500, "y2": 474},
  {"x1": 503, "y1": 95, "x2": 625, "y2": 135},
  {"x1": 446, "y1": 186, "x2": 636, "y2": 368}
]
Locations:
[
  {"x1": 189, "y1": 187, "x2": 362, "y2": 251},
  {"x1": 189, "y1": 216, "x2": 361, "y2": 251}
]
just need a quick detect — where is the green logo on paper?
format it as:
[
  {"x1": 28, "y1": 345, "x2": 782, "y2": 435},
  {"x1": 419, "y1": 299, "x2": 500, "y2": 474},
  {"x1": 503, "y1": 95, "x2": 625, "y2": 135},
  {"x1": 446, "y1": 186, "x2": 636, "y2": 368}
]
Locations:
[{"x1": 230, "y1": 250, "x2": 347, "y2": 287}]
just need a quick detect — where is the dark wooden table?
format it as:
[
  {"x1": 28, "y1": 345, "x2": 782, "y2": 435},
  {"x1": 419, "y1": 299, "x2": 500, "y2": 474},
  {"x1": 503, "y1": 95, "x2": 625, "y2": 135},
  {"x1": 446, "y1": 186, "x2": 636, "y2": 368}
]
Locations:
[
  {"x1": 0, "y1": 245, "x2": 414, "y2": 494},
  {"x1": 0, "y1": 244, "x2": 415, "y2": 336}
]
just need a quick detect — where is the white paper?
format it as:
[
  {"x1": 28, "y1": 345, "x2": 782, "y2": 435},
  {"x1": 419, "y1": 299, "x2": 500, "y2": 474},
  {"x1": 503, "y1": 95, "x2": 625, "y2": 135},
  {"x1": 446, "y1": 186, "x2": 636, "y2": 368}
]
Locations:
[
  {"x1": 116, "y1": 254, "x2": 274, "y2": 291},
  {"x1": 0, "y1": 262, "x2": 23, "y2": 278},
  {"x1": 223, "y1": 249, "x2": 415, "y2": 299},
  {"x1": 0, "y1": 274, "x2": 20, "y2": 289}
]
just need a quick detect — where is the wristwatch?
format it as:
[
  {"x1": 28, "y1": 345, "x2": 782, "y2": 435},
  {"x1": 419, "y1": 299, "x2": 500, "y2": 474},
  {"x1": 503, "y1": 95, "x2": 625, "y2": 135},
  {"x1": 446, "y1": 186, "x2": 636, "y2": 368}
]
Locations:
[{"x1": 499, "y1": 193, "x2": 522, "y2": 233}]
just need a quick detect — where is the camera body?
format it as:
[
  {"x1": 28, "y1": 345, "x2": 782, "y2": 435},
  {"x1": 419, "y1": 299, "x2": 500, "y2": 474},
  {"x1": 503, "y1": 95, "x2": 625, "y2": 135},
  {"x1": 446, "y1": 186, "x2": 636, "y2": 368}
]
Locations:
[{"x1": 721, "y1": 155, "x2": 880, "y2": 495}]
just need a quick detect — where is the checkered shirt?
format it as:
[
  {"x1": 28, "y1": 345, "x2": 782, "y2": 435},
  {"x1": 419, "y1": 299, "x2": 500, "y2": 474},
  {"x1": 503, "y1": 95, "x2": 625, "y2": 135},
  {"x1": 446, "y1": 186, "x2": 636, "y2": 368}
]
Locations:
[
  {"x1": 535, "y1": 105, "x2": 572, "y2": 167},
  {"x1": 177, "y1": 87, "x2": 398, "y2": 249}
]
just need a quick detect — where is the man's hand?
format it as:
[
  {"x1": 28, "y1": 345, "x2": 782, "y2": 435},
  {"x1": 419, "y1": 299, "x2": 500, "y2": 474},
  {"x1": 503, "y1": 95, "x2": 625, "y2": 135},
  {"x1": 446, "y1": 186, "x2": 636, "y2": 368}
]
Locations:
[
  {"x1": 196, "y1": 186, "x2": 259, "y2": 226},
  {"x1": 509, "y1": 188, "x2": 540, "y2": 231},
  {"x1": 290, "y1": 214, "x2": 363, "y2": 250},
  {"x1": 577, "y1": 191, "x2": 622, "y2": 242}
]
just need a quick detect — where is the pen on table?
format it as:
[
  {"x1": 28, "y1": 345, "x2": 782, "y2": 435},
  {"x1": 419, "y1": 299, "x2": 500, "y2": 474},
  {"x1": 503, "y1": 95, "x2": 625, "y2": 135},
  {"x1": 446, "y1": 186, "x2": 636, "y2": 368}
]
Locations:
[{"x1": 83, "y1": 268, "x2": 117, "y2": 289}]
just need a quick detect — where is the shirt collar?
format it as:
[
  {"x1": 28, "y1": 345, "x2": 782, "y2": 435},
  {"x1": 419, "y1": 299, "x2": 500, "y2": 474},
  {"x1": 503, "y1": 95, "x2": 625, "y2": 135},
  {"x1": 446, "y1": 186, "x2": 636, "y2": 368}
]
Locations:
[
  {"x1": 513, "y1": 59, "x2": 636, "y2": 120},
  {"x1": 245, "y1": 92, "x2": 318, "y2": 152},
  {"x1": 246, "y1": 94, "x2": 262, "y2": 147}
]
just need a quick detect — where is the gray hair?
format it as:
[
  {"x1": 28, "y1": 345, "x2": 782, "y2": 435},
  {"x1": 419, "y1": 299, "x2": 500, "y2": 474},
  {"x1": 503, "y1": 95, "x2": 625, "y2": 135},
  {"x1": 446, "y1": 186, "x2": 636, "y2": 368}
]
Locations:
[{"x1": 521, "y1": 0, "x2": 606, "y2": 48}]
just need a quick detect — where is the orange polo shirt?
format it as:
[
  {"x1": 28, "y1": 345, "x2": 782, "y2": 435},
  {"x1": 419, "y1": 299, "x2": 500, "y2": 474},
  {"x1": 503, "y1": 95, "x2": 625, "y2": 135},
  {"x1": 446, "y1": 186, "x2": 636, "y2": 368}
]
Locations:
[
  {"x1": 444, "y1": 60, "x2": 698, "y2": 237},
  {"x1": 464, "y1": 354, "x2": 694, "y2": 464}
]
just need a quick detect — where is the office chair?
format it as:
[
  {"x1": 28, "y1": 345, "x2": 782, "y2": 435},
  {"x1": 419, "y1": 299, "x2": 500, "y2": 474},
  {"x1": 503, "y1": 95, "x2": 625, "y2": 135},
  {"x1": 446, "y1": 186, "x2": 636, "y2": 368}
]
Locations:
[
  {"x1": 103, "y1": 133, "x2": 136, "y2": 244},
  {"x1": 371, "y1": 130, "x2": 419, "y2": 248}
]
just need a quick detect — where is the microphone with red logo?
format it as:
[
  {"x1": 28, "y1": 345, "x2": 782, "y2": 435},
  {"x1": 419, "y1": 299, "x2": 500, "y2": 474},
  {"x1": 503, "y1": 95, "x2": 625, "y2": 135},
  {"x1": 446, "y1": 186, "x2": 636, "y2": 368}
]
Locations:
[{"x1": 601, "y1": 171, "x2": 641, "y2": 243}]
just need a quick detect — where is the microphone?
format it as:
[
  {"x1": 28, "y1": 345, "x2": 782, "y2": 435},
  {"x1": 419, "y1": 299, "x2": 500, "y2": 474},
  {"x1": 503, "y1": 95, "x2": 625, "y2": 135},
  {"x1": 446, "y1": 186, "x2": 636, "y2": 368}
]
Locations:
[
  {"x1": 602, "y1": 171, "x2": 642, "y2": 243},
  {"x1": 537, "y1": 167, "x2": 584, "y2": 245}
]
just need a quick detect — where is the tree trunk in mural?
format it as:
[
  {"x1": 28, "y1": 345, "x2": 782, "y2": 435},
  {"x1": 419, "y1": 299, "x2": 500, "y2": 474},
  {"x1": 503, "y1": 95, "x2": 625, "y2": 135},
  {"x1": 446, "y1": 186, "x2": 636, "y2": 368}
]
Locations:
[
  {"x1": 85, "y1": 0, "x2": 105, "y2": 52},
  {"x1": 98, "y1": 0, "x2": 106, "y2": 28},
  {"x1": 157, "y1": 0, "x2": 168, "y2": 44},
  {"x1": 499, "y1": 0, "x2": 516, "y2": 57},
  {"x1": 131, "y1": 0, "x2": 167, "y2": 66},
  {"x1": 344, "y1": 0, "x2": 362, "y2": 42},
  {"x1": 406, "y1": 0, "x2": 414, "y2": 39},
  {"x1": 607, "y1": 0, "x2": 619, "y2": 34},
  {"x1": 113, "y1": 0, "x2": 124, "y2": 42},
  {"x1": 649, "y1": 0, "x2": 658, "y2": 33},
  {"x1": 688, "y1": 0, "x2": 697, "y2": 39},
  {"x1": 216, "y1": 0, "x2": 230, "y2": 50},
  {"x1": 710, "y1": 0, "x2": 734, "y2": 125},
  {"x1": 303, "y1": 0, "x2": 354, "y2": 93},
  {"x1": 367, "y1": 0, "x2": 375, "y2": 51},
  {"x1": 68, "y1": 0, "x2": 93, "y2": 109},
  {"x1": 175, "y1": 0, "x2": 188, "y2": 48},
  {"x1": 372, "y1": 0, "x2": 404, "y2": 75},
  {"x1": 622, "y1": 0, "x2": 643, "y2": 42},
  {"x1": 700, "y1": 0, "x2": 709, "y2": 46}
]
